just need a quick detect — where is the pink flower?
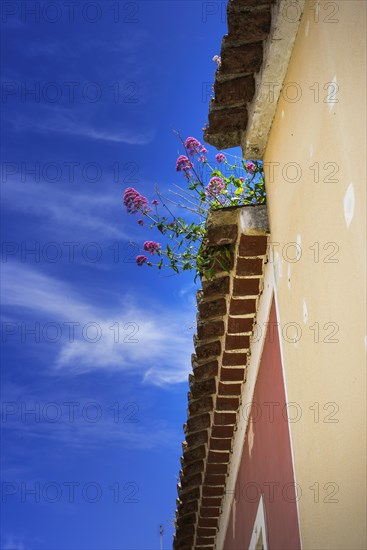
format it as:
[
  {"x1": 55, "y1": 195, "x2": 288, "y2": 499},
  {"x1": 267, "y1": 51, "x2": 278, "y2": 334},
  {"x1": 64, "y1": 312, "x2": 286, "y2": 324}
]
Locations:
[
  {"x1": 137, "y1": 219, "x2": 144, "y2": 225},
  {"x1": 245, "y1": 162, "x2": 256, "y2": 175},
  {"x1": 239, "y1": 177, "x2": 244, "y2": 182},
  {"x1": 176, "y1": 155, "x2": 193, "y2": 172},
  {"x1": 215, "y1": 153, "x2": 226, "y2": 163},
  {"x1": 143, "y1": 241, "x2": 161, "y2": 255},
  {"x1": 206, "y1": 176, "x2": 225, "y2": 197},
  {"x1": 184, "y1": 137, "x2": 208, "y2": 157},
  {"x1": 136, "y1": 255, "x2": 147, "y2": 266},
  {"x1": 123, "y1": 187, "x2": 150, "y2": 214},
  {"x1": 152, "y1": 200, "x2": 159, "y2": 205}
]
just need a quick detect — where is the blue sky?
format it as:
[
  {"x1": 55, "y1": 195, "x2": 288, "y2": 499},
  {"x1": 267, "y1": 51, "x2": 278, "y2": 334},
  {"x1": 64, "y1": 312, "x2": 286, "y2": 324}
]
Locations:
[{"x1": 0, "y1": 2, "x2": 233, "y2": 548}]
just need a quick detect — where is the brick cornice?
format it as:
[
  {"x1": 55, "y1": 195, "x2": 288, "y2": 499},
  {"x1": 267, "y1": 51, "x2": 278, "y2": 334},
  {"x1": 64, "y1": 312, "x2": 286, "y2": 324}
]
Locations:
[{"x1": 173, "y1": 205, "x2": 269, "y2": 550}]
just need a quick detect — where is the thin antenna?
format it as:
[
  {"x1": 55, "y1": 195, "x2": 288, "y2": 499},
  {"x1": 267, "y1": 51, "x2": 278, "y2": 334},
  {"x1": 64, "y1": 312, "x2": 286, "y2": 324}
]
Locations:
[{"x1": 159, "y1": 524, "x2": 164, "y2": 550}]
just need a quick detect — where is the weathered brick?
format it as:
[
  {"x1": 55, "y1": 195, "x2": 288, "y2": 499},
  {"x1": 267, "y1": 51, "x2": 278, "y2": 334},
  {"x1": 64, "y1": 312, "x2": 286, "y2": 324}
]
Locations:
[
  {"x1": 207, "y1": 224, "x2": 238, "y2": 245},
  {"x1": 233, "y1": 277, "x2": 260, "y2": 296},
  {"x1": 208, "y1": 450, "x2": 230, "y2": 463},
  {"x1": 214, "y1": 412, "x2": 237, "y2": 426},
  {"x1": 228, "y1": 316, "x2": 254, "y2": 333},
  {"x1": 196, "y1": 340, "x2": 221, "y2": 361},
  {"x1": 210, "y1": 437, "x2": 232, "y2": 451},
  {"x1": 239, "y1": 234, "x2": 268, "y2": 256},
  {"x1": 183, "y1": 444, "x2": 206, "y2": 463},
  {"x1": 204, "y1": 474, "x2": 226, "y2": 486},
  {"x1": 196, "y1": 537, "x2": 216, "y2": 546},
  {"x1": 197, "y1": 320, "x2": 225, "y2": 340},
  {"x1": 198, "y1": 517, "x2": 218, "y2": 528},
  {"x1": 193, "y1": 360, "x2": 219, "y2": 382},
  {"x1": 198, "y1": 298, "x2": 227, "y2": 320},
  {"x1": 190, "y1": 377, "x2": 217, "y2": 400},
  {"x1": 218, "y1": 382, "x2": 242, "y2": 396},
  {"x1": 223, "y1": 351, "x2": 248, "y2": 366},
  {"x1": 206, "y1": 463, "x2": 228, "y2": 476},
  {"x1": 216, "y1": 396, "x2": 240, "y2": 411},
  {"x1": 225, "y1": 334, "x2": 250, "y2": 350},
  {"x1": 186, "y1": 413, "x2": 211, "y2": 434},
  {"x1": 185, "y1": 431, "x2": 208, "y2": 449},
  {"x1": 221, "y1": 40, "x2": 263, "y2": 75},
  {"x1": 178, "y1": 499, "x2": 199, "y2": 516},
  {"x1": 178, "y1": 486, "x2": 200, "y2": 503},
  {"x1": 188, "y1": 395, "x2": 213, "y2": 417},
  {"x1": 228, "y1": 6, "x2": 271, "y2": 43},
  {"x1": 237, "y1": 257, "x2": 264, "y2": 276},
  {"x1": 230, "y1": 298, "x2": 256, "y2": 315},
  {"x1": 214, "y1": 75, "x2": 255, "y2": 107},
  {"x1": 207, "y1": 105, "x2": 247, "y2": 132},
  {"x1": 211, "y1": 425, "x2": 234, "y2": 438},
  {"x1": 221, "y1": 367, "x2": 246, "y2": 382},
  {"x1": 202, "y1": 276, "x2": 230, "y2": 297},
  {"x1": 200, "y1": 507, "x2": 220, "y2": 518},
  {"x1": 176, "y1": 512, "x2": 197, "y2": 528},
  {"x1": 202, "y1": 485, "x2": 224, "y2": 498},
  {"x1": 197, "y1": 527, "x2": 217, "y2": 537}
]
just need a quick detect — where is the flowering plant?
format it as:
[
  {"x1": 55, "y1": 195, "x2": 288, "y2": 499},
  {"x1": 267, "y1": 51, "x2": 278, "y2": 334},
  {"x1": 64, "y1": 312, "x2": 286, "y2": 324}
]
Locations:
[{"x1": 123, "y1": 135, "x2": 265, "y2": 279}]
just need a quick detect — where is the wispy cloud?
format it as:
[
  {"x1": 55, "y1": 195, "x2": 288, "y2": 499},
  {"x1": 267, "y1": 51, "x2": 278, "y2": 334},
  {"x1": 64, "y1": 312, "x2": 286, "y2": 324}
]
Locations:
[
  {"x1": 0, "y1": 533, "x2": 26, "y2": 550},
  {"x1": 9, "y1": 106, "x2": 154, "y2": 144},
  {"x1": 1, "y1": 263, "x2": 195, "y2": 386},
  {"x1": 2, "y1": 178, "x2": 126, "y2": 241}
]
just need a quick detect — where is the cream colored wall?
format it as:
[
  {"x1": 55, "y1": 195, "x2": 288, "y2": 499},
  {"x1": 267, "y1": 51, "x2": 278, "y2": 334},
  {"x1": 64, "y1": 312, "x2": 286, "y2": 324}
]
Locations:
[{"x1": 263, "y1": 1, "x2": 366, "y2": 548}]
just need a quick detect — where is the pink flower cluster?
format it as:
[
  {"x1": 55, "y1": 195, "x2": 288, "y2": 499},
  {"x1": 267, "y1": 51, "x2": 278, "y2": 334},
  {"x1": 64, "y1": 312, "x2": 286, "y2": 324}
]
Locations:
[
  {"x1": 136, "y1": 255, "x2": 147, "y2": 266},
  {"x1": 215, "y1": 153, "x2": 226, "y2": 163},
  {"x1": 123, "y1": 187, "x2": 150, "y2": 214},
  {"x1": 206, "y1": 176, "x2": 225, "y2": 197},
  {"x1": 245, "y1": 162, "x2": 256, "y2": 175},
  {"x1": 143, "y1": 241, "x2": 161, "y2": 254},
  {"x1": 176, "y1": 155, "x2": 193, "y2": 172},
  {"x1": 184, "y1": 137, "x2": 208, "y2": 157}
]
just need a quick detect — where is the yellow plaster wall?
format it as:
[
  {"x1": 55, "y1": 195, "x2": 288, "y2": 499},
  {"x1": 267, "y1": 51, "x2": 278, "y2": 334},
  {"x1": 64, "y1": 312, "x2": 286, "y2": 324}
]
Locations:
[{"x1": 263, "y1": 1, "x2": 366, "y2": 548}]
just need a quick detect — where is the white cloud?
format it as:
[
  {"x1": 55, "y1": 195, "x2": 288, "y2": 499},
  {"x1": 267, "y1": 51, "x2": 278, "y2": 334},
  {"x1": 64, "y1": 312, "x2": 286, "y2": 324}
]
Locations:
[{"x1": 1, "y1": 263, "x2": 194, "y2": 385}]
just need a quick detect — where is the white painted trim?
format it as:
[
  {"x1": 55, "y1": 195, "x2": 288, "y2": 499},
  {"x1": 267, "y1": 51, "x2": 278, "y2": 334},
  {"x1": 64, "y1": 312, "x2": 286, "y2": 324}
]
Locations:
[
  {"x1": 242, "y1": 0, "x2": 306, "y2": 158},
  {"x1": 215, "y1": 260, "x2": 274, "y2": 549},
  {"x1": 249, "y1": 495, "x2": 268, "y2": 550}
]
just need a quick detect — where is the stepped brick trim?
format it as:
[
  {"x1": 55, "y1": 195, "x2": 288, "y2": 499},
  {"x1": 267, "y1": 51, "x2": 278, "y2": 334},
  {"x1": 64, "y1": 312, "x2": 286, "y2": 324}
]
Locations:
[{"x1": 174, "y1": 204, "x2": 269, "y2": 549}]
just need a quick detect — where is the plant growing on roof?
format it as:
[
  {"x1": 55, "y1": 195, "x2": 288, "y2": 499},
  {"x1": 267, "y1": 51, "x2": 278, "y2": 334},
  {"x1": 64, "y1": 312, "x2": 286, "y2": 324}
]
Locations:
[{"x1": 123, "y1": 134, "x2": 266, "y2": 280}]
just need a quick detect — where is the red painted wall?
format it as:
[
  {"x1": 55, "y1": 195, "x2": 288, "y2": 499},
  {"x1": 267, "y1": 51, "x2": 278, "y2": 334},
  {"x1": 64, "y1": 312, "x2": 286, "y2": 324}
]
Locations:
[{"x1": 224, "y1": 298, "x2": 301, "y2": 550}]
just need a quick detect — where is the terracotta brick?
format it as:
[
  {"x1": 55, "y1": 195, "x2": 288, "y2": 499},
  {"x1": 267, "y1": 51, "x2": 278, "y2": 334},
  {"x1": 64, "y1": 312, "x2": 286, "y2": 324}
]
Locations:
[
  {"x1": 239, "y1": 234, "x2": 268, "y2": 256},
  {"x1": 225, "y1": 334, "x2": 250, "y2": 350},
  {"x1": 200, "y1": 507, "x2": 220, "y2": 518},
  {"x1": 210, "y1": 437, "x2": 232, "y2": 451},
  {"x1": 218, "y1": 382, "x2": 242, "y2": 396},
  {"x1": 178, "y1": 499, "x2": 199, "y2": 515},
  {"x1": 178, "y1": 487, "x2": 200, "y2": 503},
  {"x1": 197, "y1": 320, "x2": 225, "y2": 340},
  {"x1": 196, "y1": 537, "x2": 215, "y2": 546},
  {"x1": 214, "y1": 412, "x2": 237, "y2": 426},
  {"x1": 206, "y1": 463, "x2": 228, "y2": 476},
  {"x1": 207, "y1": 224, "x2": 238, "y2": 245},
  {"x1": 198, "y1": 517, "x2": 218, "y2": 528},
  {"x1": 190, "y1": 377, "x2": 216, "y2": 400},
  {"x1": 188, "y1": 395, "x2": 213, "y2": 417},
  {"x1": 193, "y1": 360, "x2": 218, "y2": 381},
  {"x1": 207, "y1": 105, "x2": 247, "y2": 133},
  {"x1": 202, "y1": 485, "x2": 224, "y2": 498},
  {"x1": 201, "y1": 497, "x2": 222, "y2": 508},
  {"x1": 198, "y1": 298, "x2": 227, "y2": 320},
  {"x1": 186, "y1": 413, "x2": 211, "y2": 434},
  {"x1": 183, "y1": 444, "x2": 206, "y2": 463},
  {"x1": 228, "y1": 316, "x2": 253, "y2": 334},
  {"x1": 185, "y1": 431, "x2": 208, "y2": 449},
  {"x1": 222, "y1": 351, "x2": 248, "y2": 366},
  {"x1": 202, "y1": 276, "x2": 230, "y2": 297},
  {"x1": 173, "y1": 536, "x2": 194, "y2": 550},
  {"x1": 208, "y1": 450, "x2": 230, "y2": 463},
  {"x1": 196, "y1": 340, "x2": 221, "y2": 361},
  {"x1": 230, "y1": 298, "x2": 256, "y2": 315},
  {"x1": 236, "y1": 257, "x2": 264, "y2": 276},
  {"x1": 211, "y1": 425, "x2": 234, "y2": 438},
  {"x1": 197, "y1": 527, "x2": 217, "y2": 537},
  {"x1": 183, "y1": 461, "x2": 205, "y2": 479},
  {"x1": 220, "y1": 367, "x2": 245, "y2": 382},
  {"x1": 204, "y1": 474, "x2": 226, "y2": 486},
  {"x1": 180, "y1": 473, "x2": 202, "y2": 492},
  {"x1": 176, "y1": 512, "x2": 197, "y2": 528},
  {"x1": 174, "y1": 524, "x2": 195, "y2": 538},
  {"x1": 216, "y1": 396, "x2": 240, "y2": 411},
  {"x1": 228, "y1": 7, "x2": 271, "y2": 43},
  {"x1": 214, "y1": 75, "x2": 255, "y2": 107},
  {"x1": 221, "y1": 40, "x2": 263, "y2": 75},
  {"x1": 233, "y1": 277, "x2": 260, "y2": 296}
]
